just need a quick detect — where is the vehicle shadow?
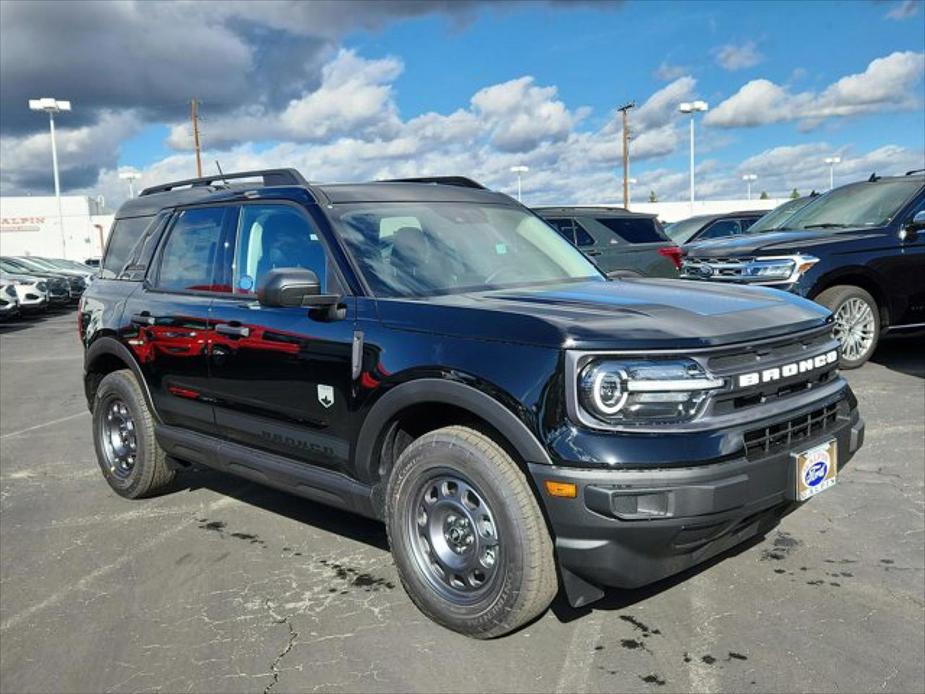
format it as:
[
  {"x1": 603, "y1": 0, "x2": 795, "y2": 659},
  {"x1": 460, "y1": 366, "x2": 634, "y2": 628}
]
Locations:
[
  {"x1": 0, "y1": 314, "x2": 48, "y2": 334},
  {"x1": 871, "y1": 332, "x2": 925, "y2": 379},
  {"x1": 549, "y1": 533, "x2": 767, "y2": 624},
  {"x1": 173, "y1": 466, "x2": 390, "y2": 552}
]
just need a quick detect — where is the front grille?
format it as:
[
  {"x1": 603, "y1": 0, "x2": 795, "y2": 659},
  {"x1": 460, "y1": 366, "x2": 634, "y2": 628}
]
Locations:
[
  {"x1": 744, "y1": 401, "x2": 840, "y2": 459},
  {"x1": 682, "y1": 257, "x2": 756, "y2": 280}
]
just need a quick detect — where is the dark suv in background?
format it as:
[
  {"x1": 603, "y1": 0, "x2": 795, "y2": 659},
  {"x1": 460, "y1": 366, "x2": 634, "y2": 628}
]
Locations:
[
  {"x1": 534, "y1": 207, "x2": 680, "y2": 277},
  {"x1": 682, "y1": 172, "x2": 925, "y2": 368},
  {"x1": 665, "y1": 210, "x2": 766, "y2": 247},
  {"x1": 80, "y1": 169, "x2": 863, "y2": 638}
]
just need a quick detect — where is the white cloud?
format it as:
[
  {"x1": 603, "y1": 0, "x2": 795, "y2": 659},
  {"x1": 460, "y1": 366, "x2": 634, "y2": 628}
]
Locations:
[
  {"x1": 713, "y1": 41, "x2": 763, "y2": 71},
  {"x1": 654, "y1": 61, "x2": 689, "y2": 81},
  {"x1": 886, "y1": 1, "x2": 921, "y2": 20},
  {"x1": 706, "y1": 51, "x2": 925, "y2": 129}
]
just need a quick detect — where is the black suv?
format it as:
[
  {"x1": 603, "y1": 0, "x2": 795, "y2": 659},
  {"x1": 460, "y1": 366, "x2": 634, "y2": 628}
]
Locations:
[
  {"x1": 534, "y1": 207, "x2": 681, "y2": 278},
  {"x1": 80, "y1": 169, "x2": 864, "y2": 638},
  {"x1": 682, "y1": 173, "x2": 925, "y2": 368}
]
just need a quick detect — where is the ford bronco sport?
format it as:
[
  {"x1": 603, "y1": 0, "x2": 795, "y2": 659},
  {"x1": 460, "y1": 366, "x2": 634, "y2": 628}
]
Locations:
[{"x1": 80, "y1": 169, "x2": 865, "y2": 638}]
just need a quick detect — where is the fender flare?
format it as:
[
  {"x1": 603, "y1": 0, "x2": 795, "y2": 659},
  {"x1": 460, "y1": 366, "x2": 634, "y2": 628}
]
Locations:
[
  {"x1": 84, "y1": 336, "x2": 161, "y2": 421},
  {"x1": 354, "y1": 378, "x2": 553, "y2": 482}
]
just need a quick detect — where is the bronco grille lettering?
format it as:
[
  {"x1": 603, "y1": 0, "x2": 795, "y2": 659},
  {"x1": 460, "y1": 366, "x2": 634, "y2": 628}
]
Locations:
[{"x1": 737, "y1": 349, "x2": 837, "y2": 388}]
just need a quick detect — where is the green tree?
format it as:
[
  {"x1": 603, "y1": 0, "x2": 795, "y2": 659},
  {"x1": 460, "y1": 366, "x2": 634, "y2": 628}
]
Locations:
[
  {"x1": 759, "y1": 191, "x2": 769, "y2": 200},
  {"x1": 648, "y1": 190, "x2": 658, "y2": 203},
  {"x1": 789, "y1": 188, "x2": 800, "y2": 199}
]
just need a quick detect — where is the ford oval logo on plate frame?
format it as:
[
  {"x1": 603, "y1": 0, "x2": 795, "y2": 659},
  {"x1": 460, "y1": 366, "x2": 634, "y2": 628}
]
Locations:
[{"x1": 796, "y1": 439, "x2": 838, "y2": 501}]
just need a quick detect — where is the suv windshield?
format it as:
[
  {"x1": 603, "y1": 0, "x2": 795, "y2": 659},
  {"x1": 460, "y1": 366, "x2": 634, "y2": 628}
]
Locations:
[
  {"x1": 334, "y1": 202, "x2": 603, "y2": 297},
  {"x1": 784, "y1": 179, "x2": 922, "y2": 230},
  {"x1": 746, "y1": 196, "x2": 818, "y2": 234},
  {"x1": 664, "y1": 216, "x2": 709, "y2": 245}
]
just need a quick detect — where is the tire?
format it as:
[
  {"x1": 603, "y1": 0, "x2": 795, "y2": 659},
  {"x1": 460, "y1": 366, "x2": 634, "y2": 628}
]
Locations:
[
  {"x1": 385, "y1": 426, "x2": 558, "y2": 638},
  {"x1": 816, "y1": 285, "x2": 880, "y2": 369},
  {"x1": 92, "y1": 369, "x2": 175, "y2": 498}
]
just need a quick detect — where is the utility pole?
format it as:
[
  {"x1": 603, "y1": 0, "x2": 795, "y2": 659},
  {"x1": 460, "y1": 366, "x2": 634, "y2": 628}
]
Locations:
[
  {"x1": 191, "y1": 99, "x2": 202, "y2": 177},
  {"x1": 617, "y1": 102, "x2": 635, "y2": 208}
]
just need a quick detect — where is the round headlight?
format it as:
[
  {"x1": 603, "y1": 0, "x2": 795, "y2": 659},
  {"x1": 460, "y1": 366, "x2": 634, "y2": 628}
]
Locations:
[{"x1": 592, "y1": 368, "x2": 627, "y2": 415}]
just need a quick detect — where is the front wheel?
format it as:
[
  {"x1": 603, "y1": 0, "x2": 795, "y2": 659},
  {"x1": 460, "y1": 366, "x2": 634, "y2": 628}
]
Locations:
[
  {"x1": 816, "y1": 285, "x2": 880, "y2": 369},
  {"x1": 385, "y1": 426, "x2": 558, "y2": 638}
]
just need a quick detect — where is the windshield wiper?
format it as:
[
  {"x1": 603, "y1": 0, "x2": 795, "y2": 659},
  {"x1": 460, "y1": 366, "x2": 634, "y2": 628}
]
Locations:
[{"x1": 802, "y1": 223, "x2": 848, "y2": 229}]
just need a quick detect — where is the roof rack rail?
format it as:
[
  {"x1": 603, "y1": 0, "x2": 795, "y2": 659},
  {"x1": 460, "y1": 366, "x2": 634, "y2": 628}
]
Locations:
[
  {"x1": 139, "y1": 168, "x2": 308, "y2": 196},
  {"x1": 378, "y1": 176, "x2": 487, "y2": 190},
  {"x1": 906, "y1": 168, "x2": 925, "y2": 176}
]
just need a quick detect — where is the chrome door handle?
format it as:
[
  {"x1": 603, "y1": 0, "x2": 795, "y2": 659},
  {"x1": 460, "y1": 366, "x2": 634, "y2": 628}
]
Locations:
[
  {"x1": 131, "y1": 313, "x2": 155, "y2": 326},
  {"x1": 215, "y1": 323, "x2": 250, "y2": 337}
]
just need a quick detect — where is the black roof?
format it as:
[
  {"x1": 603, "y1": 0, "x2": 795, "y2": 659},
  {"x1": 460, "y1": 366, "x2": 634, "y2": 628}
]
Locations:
[
  {"x1": 115, "y1": 168, "x2": 513, "y2": 218},
  {"x1": 533, "y1": 206, "x2": 656, "y2": 219}
]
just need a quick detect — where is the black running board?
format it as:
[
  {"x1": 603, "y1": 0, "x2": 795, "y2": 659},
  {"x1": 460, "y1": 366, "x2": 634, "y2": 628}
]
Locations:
[{"x1": 155, "y1": 425, "x2": 379, "y2": 519}]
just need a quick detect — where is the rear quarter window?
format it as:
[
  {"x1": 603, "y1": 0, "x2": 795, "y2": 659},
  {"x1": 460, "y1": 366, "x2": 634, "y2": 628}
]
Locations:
[
  {"x1": 593, "y1": 217, "x2": 665, "y2": 244},
  {"x1": 100, "y1": 216, "x2": 155, "y2": 279}
]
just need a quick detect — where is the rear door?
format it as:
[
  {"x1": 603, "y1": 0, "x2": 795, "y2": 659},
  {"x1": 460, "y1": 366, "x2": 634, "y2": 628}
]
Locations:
[
  {"x1": 207, "y1": 201, "x2": 357, "y2": 472},
  {"x1": 121, "y1": 205, "x2": 237, "y2": 435},
  {"x1": 576, "y1": 216, "x2": 677, "y2": 277}
]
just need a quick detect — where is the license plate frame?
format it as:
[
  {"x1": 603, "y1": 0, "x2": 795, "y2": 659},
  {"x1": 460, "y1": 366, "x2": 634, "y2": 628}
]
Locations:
[{"x1": 795, "y1": 439, "x2": 838, "y2": 501}]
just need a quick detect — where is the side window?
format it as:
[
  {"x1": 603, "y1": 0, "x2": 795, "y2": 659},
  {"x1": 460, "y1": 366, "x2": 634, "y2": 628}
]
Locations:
[
  {"x1": 101, "y1": 216, "x2": 155, "y2": 279},
  {"x1": 572, "y1": 220, "x2": 597, "y2": 247},
  {"x1": 699, "y1": 219, "x2": 741, "y2": 240},
  {"x1": 157, "y1": 207, "x2": 231, "y2": 292},
  {"x1": 233, "y1": 204, "x2": 328, "y2": 295},
  {"x1": 739, "y1": 217, "x2": 759, "y2": 231}
]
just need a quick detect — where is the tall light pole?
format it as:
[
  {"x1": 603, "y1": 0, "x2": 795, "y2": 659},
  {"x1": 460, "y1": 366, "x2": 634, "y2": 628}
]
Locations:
[
  {"x1": 824, "y1": 156, "x2": 841, "y2": 190},
  {"x1": 742, "y1": 173, "x2": 757, "y2": 201},
  {"x1": 28, "y1": 97, "x2": 71, "y2": 256},
  {"x1": 510, "y1": 165, "x2": 529, "y2": 202},
  {"x1": 119, "y1": 169, "x2": 141, "y2": 198},
  {"x1": 623, "y1": 177, "x2": 637, "y2": 208},
  {"x1": 678, "y1": 100, "x2": 709, "y2": 212},
  {"x1": 617, "y1": 101, "x2": 635, "y2": 208}
]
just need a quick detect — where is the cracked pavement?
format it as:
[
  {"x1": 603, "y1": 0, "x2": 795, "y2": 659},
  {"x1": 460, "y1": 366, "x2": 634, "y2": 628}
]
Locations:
[{"x1": 1, "y1": 311, "x2": 923, "y2": 693}]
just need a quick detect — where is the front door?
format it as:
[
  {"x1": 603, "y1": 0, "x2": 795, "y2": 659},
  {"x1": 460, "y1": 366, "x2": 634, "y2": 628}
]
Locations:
[{"x1": 207, "y1": 202, "x2": 357, "y2": 472}]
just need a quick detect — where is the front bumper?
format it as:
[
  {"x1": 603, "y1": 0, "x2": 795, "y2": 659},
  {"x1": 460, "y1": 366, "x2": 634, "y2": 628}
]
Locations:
[{"x1": 530, "y1": 404, "x2": 864, "y2": 607}]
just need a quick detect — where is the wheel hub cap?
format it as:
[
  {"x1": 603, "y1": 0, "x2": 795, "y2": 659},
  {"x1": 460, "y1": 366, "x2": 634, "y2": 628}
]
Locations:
[
  {"x1": 408, "y1": 474, "x2": 500, "y2": 603},
  {"x1": 833, "y1": 297, "x2": 875, "y2": 362},
  {"x1": 100, "y1": 398, "x2": 137, "y2": 479}
]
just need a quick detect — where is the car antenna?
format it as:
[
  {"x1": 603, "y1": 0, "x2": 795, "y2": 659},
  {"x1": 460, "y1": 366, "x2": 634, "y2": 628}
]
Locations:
[
  {"x1": 214, "y1": 160, "x2": 230, "y2": 188},
  {"x1": 867, "y1": 172, "x2": 880, "y2": 182}
]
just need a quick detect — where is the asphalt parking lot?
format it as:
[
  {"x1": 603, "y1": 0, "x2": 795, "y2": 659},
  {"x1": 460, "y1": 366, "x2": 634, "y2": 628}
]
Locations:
[{"x1": 1, "y1": 309, "x2": 923, "y2": 694}]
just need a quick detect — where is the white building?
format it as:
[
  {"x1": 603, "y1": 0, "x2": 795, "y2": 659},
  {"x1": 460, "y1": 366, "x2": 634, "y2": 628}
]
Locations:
[
  {"x1": 0, "y1": 195, "x2": 114, "y2": 262},
  {"x1": 629, "y1": 198, "x2": 788, "y2": 223}
]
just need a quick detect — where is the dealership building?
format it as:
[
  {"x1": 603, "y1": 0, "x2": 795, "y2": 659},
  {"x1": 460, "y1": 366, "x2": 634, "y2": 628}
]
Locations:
[{"x1": 0, "y1": 195, "x2": 114, "y2": 262}]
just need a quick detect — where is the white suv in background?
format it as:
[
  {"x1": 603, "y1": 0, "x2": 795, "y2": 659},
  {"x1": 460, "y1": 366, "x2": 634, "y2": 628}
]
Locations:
[{"x1": 0, "y1": 271, "x2": 49, "y2": 313}]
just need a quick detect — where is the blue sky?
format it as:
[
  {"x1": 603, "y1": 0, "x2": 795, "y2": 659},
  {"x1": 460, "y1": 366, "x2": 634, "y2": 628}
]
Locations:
[{"x1": 1, "y1": 0, "x2": 923, "y2": 204}]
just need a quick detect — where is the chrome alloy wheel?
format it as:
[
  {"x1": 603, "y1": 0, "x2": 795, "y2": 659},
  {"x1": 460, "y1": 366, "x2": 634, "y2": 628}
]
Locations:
[
  {"x1": 833, "y1": 297, "x2": 876, "y2": 362},
  {"x1": 100, "y1": 398, "x2": 137, "y2": 480},
  {"x1": 408, "y1": 474, "x2": 501, "y2": 604}
]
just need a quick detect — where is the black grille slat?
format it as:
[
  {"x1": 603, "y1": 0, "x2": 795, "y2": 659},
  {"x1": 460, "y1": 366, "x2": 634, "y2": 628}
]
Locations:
[{"x1": 744, "y1": 402, "x2": 840, "y2": 459}]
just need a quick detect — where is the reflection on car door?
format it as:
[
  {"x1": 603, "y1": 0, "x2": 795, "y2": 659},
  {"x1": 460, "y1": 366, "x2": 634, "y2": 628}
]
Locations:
[{"x1": 207, "y1": 202, "x2": 357, "y2": 472}]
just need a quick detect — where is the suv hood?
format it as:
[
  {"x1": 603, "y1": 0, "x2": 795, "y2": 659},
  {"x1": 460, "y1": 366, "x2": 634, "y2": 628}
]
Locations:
[
  {"x1": 376, "y1": 278, "x2": 830, "y2": 350},
  {"x1": 686, "y1": 227, "x2": 884, "y2": 257}
]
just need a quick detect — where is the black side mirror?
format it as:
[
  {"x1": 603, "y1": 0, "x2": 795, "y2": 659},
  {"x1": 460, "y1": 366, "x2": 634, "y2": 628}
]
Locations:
[
  {"x1": 900, "y1": 211, "x2": 925, "y2": 241},
  {"x1": 257, "y1": 268, "x2": 339, "y2": 308}
]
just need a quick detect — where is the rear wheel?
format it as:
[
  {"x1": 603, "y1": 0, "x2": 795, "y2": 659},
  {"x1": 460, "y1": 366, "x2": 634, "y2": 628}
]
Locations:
[
  {"x1": 385, "y1": 426, "x2": 558, "y2": 638},
  {"x1": 816, "y1": 285, "x2": 880, "y2": 369},
  {"x1": 92, "y1": 369, "x2": 175, "y2": 498}
]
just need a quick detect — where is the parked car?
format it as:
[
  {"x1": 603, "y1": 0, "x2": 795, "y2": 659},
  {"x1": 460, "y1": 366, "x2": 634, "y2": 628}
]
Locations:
[
  {"x1": 0, "y1": 259, "x2": 69, "y2": 304},
  {"x1": 35, "y1": 257, "x2": 97, "y2": 280},
  {"x1": 1, "y1": 256, "x2": 86, "y2": 300},
  {"x1": 739, "y1": 194, "x2": 821, "y2": 236},
  {"x1": 681, "y1": 172, "x2": 925, "y2": 368},
  {"x1": 80, "y1": 168, "x2": 864, "y2": 638},
  {"x1": 0, "y1": 271, "x2": 50, "y2": 313},
  {"x1": 0, "y1": 278, "x2": 19, "y2": 320},
  {"x1": 664, "y1": 210, "x2": 766, "y2": 246},
  {"x1": 534, "y1": 207, "x2": 681, "y2": 277}
]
